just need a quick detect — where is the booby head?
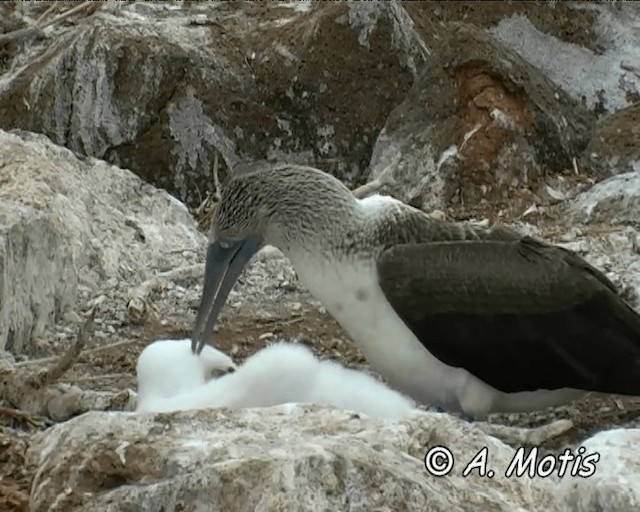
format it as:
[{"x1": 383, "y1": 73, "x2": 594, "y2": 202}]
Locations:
[
  {"x1": 137, "y1": 339, "x2": 236, "y2": 401},
  {"x1": 191, "y1": 163, "x2": 357, "y2": 354}
]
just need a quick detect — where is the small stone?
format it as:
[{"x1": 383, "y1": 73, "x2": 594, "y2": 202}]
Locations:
[
  {"x1": 89, "y1": 295, "x2": 107, "y2": 308},
  {"x1": 127, "y1": 297, "x2": 147, "y2": 324}
]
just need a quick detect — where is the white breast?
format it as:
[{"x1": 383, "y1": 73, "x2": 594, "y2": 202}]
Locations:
[
  {"x1": 288, "y1": 252, "x2": 585, "y2": 418},
  {"x1": 285, "y1": 196, "x2": 585, "y2": 417},
  {"x1": 289, "y1": 252, "x2": 467, "y2": 407}
]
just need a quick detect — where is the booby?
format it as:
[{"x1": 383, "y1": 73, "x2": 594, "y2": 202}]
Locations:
[
  {"x1": 136, "y1": 339, "x2": 415, "y2": 420},
  {"x1": 136, "y1": 338, "x2": 237, "y2": 409},
  {"x1": 191, "y1": 163, "x2": 640, "y2": 420}
]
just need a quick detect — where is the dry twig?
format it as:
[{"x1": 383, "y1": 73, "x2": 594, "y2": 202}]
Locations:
[
  {"x1": 0, "y1": 405, "x2": 50, "y2": 429},
  {"x1": 477, "y1": 418, "x2": 574, "y2": 447},
  {"x1": 15, "y1": 337, "x2": 138, "y2": 368},
  {"x1": 0, "y1": 1, "x2": 99, "y2": 46},
  {"x1": 27, "y1": 310, "x2": 94, "y2": 387},
  {"x1": 0, "y1": 312, "x2": 136, "y2": 421}
]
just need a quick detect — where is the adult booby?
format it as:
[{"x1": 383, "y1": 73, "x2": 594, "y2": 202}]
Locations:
[{"x1": 191, "y1": 163, "x2": 640, "y2": 419}]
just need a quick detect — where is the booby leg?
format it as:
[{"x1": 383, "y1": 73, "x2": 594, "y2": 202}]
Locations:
[
  {"x1": 459, "y1": 412, "x2": 476, "y2": 423},
  {"x1": 427, "y1": 401, "x2": 447, "y2": 413},
  {"x1": 426, "y1": 401, "x2": 475, "y2": 422}
]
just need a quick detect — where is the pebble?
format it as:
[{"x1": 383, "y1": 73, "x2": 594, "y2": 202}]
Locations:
[{"x1": 88, "y1": 295, "x2": 107, "y2": 308}]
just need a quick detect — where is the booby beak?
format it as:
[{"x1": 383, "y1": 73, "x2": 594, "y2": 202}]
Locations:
[{"x1": 191, "y1": 235, "x2": 262, "y2": 354}]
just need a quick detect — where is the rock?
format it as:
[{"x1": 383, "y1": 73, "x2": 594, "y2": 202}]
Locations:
[
  {"x1": 364, "y1": 23, "x2": 594, "y2": 212},
  {"x1": 406, "y1": 1, "x2": 607, "y2": 56},
  {"x1": 27, "y1": 407, "x2": 560, "y2": 512},
  {"x1": 558, "y1": 428, "x2": 640, "y2": 511},
  {"x1": 580, "y1": 103, "x2": 640, "y2": 176},
  {"x1": 0, "y1": 129, "x2": 205, "y2": 355},
  {"x1": 0, "y1": 1, "x2": 427, "y2": 207},
  {"x1": 0, "y1": 167, "x2": 77, "y2": 358},
  {"x1": 489, "y1": 2, "x2": 640, "y2": 114},
  {"x1": 560, "y1": 172, "x2": 640, "y2": 308},
  {"x1": 569, "y1": 171, "x2": 640, "y2": 225}
]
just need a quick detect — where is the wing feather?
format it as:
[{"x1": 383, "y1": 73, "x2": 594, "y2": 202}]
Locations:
[{"x1": 377, "y1": 237, "x2": 640, "y2": 394}]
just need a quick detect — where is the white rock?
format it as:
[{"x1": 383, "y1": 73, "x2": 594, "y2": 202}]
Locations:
[
  {"x1": 27, "y1": 407, "x2": 560, "y2": 511},
  {"x1": 0, "y1": 129, "x2": 206, "y2": 354},
  {"x1": 491, "y1": 5, "x2": 640, "y2": 113},
  {"x1": 0, "y1": 196, "x2": 77, "y2": 355},
  {"x1": 559, "y1": 428, "x2": 640, "y2": 511},
  {"x1": 570, "y1": 171, "x2": 640, "y2": 224}
]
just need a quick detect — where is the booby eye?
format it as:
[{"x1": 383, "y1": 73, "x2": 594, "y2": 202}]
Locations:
[{"x1": 218, "y1": 240, "x2": 233, "y2": 249}]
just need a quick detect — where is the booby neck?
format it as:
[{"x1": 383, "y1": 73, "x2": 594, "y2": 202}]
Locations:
[
  {"x1": 191, "y1": 163, "x2": 518, "y2": 355},
  {"x1": 215, "y1": 164, "x2": 386, "y2": 260},
  {"x1": 216, "y1": 164, "x2": 500, "y2": 262}
]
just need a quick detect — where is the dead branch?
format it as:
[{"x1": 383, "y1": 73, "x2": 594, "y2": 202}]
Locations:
[
  {"x1": 126, "y1": 264, "x2": 205, "y2": 324},
  {"x1": 0, "y1": 1, "x2": 99, "y2": 46},
  {"x1": 0, "y1": 26, "x2": 43, "y2": 46},
  {"x1": 0, "y1": 313, "x2": 136, "y2": 422},
  {"x1": 477, "y1": 418, "x2": 574, "y2": 447},
  {"x1": 35, "y1": 2, "x2": 61, "y2": 25},
  {"x1": 15, "y1": 338, "x2": 138, "y2": 368},
  {"x1": 26, "y1": 310, "x2": 94, "y2": 388},
  {"x1": 0, "y1": 406, "x2": 51, "y2": 430},
  {"x1": 352, "y1": 179, "x2": 384, "y2": 199},
  {"x1": 70, "y1": 373, "x2": 130, "y2": 383},
  {"x1": 212, "y1": 151, "x2": 222, "y2": 202}
]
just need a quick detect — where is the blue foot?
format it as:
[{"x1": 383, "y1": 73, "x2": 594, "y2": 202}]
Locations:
[
  {"x1": 427, "y1": 402, "x2": 475, "y2": 422},
  {"x1": 459, "y1": 412, "x2": 476, "y2": 423},
  {"x1": 427, "y1": 401, "x2": 447, "y2": 413}
]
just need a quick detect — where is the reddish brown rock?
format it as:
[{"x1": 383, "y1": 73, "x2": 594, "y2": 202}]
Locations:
[{"x1": 363, "y1": 23, "x2": 595, "y2": 213}]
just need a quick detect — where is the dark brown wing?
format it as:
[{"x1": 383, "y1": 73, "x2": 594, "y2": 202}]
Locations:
[{"x1": 377, "y1": 237, "x2": 640, "y2": 394}]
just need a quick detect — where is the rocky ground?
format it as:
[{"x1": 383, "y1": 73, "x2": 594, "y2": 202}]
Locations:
[
  {"x1": 2, "y1": 2, "x2": 640, "y2": 511},
  {"x1": 3, "y1": 175, "x2": 639, "y2": 510}
]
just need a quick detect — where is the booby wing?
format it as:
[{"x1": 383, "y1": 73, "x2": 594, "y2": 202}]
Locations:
[{"x1": 377, "y1": 236, "x2": 640, "y2": 394}]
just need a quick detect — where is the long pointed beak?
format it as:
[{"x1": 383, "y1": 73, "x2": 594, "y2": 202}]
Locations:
[{"x1": 191, "y1": 235, "x2": 262, "y2": 354}]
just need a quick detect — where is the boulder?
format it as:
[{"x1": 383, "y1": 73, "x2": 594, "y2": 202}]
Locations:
[
  {"x1": 27, "y1": 406, "x2": 560, "y2": 512},
  {"x1": 0, "y1": 1, "x2": 427, "y2": 207},
  {"x1": 0, "y1": 200, "x2": 77, "y2": 360},
  {"x1": 0, "y1": 129, "x2": 204, "y2": 356},
  {"x1": 363, "y1": 23, "x2": 594, "y2": 212},
  {"x1": 580, "y1": 103, "x2": 640, "y2": 177},
  {"x1": 569, "y1": 171, "x2": 640, "y2": 225},
  {"x1": 489, "y1": 2, "x2": 640, "y2": 115},
  {"x1": 558, "y1": 428, "x2": 640, "y2": 511},
  {"x1": 559, "y1": 171, "x2": 640, "y2": 308}
]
